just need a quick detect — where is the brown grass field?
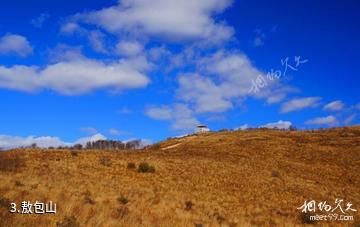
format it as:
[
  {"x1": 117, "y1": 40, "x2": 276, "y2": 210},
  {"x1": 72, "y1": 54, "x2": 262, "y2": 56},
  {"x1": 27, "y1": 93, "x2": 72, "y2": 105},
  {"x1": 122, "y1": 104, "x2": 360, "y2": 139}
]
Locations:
[{"x1": 0, "y1": 127, "x2": 359, "y2": 227}]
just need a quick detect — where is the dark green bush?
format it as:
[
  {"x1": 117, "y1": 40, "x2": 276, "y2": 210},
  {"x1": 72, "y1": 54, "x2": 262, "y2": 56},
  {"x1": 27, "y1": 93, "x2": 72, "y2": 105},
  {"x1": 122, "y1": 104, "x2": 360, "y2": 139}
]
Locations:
[
  {"x1": 117, "y1": 195, "x2": 129, "y2": 205},
  {"x1": 138, "y1": 162, "x2": 155, "y2": 173}
]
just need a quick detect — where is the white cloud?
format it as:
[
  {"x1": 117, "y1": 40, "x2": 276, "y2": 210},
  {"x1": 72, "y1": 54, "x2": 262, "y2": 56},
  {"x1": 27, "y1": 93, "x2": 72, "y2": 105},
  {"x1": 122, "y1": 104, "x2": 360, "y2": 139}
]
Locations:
[
  {"x1": 176, "y1": 51, "x2": 280, "y2": 113},
  {"x1": 145, "y1": 103, "x2": 199, "y2": 131},
  {"x1": 89, "y1": 30, "x2": 108, "y2": 54},
  {"x1": 323, "y1": 100, "x2": 345, "y2": 111},
  {"x1": 281, "y1": 97, "x2": 321, "y2": 113},
  {"x1": 266, "y1": 93, "x2": 286, "y2": 104},
  {"x1": 235, "y1": 124, "x2": 250, "y2": 130},
  {"x1": 0, "y1": 34, "x2": 33, "y2": 57},
  {"x1": 305, "y1": 115, "x2": 338, "y2": 126},
  {"x1": 177, "y1": 73, "x2": 233, "y2": 113},
  {"x1": 0, "y1": 133, "x2": 109, "y2": 150},
  {"x1": 74, "y1": 133, "x2": 107, "y2": 146},
  {"x1": 0, "y1": 56, "x2": 150, "y2": 95},
  {"x1": 253, "y1": 29, "x2": 265, "y2": 47},
  {"x1": 356, "y1": 103, "x2": 360, "y2": 110},
  {"x1": 260, "y1": 120, "x2": 292, "y2": 130},
  {"x1": 145, "y1": 105, "x2": 172, "y2": 120},
  {"x1": 116, "y1": 40, "x2": 143, "y2": 57},
  {"x1": 60, "y1": 22, "x2": 81, "y2": 34},
  {"x1": 0, "y1": 135, "x2": 69, "y2": 149},
  {"x1": 74, "y1": 0, "x2": 234, "y2": 44},
  {"x1": 344, "y1": 114, "x2": 357, "y2": 125},
  {"x1": 31, "y1": 13, "x2": 50, "y2": 28}
]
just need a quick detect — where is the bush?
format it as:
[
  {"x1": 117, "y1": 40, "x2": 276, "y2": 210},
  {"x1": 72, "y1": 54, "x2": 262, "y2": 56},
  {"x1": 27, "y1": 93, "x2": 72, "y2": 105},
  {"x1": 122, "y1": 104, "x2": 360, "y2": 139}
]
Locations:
[
  {"x1": 14, "y1": 180, "x2": 24, "y2": 187},
  {"x1": 0, "y1": 152, "x2": 25, "y2": 172},
  {"x1": 117, "y1": 195, "x2": 129, "y2": 205},
  {"x1": 138, "y1": 162, "x2": 155, "y2": 173},
  {"x1": 83, "y1": 191, "x2": 95, "y2": 205},
  {"x1": 185, "y1": 201, "x2": 193, "y2": 211},
  {"x1": 56, "y1": 216, "x2": 80, "y2": 227},
  {"x1": 127, "y1": 162, "x2": 136, "y2": 169},
  {"x1": 271, "y1": 170, "x2": 280, "y2": 178}
]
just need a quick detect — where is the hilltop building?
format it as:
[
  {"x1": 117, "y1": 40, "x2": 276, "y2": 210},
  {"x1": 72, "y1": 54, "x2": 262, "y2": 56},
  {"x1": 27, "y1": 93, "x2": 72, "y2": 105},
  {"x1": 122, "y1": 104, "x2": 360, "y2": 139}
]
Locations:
[{"x1": 196, "y1": 125, "x2": 210, "y2": 134}]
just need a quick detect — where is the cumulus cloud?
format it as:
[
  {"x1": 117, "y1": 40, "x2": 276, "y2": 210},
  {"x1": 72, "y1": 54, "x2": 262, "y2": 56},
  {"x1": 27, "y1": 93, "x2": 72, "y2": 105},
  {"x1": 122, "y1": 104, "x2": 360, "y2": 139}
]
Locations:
[
  {"x1": 145, "y1": 104, "x2": 199, "y2": 131},
  {"x1": 356, "y1": 103, "x2": 360, "y2": 110},
  {"x1": 235, "y1": 124, "x2": 250, "y2": 130},
  {"x1": 305, "y1": 115, "x2": 338, "y2": 126},
  {"x1": 74, "y1": 133, "x2": 107, "y2": 146},
  {"x1": 72, "y1": 0, "x2": 234, "y2": 44},
  {"x1": 344, "y1": 114, "x2": 357, "y2": 125},
  {"x1": 0, "y1": 34, "x2": 33, "y2": 57},
  {"x1": 260, "y1": 120, "x2": 292, "y2": 130},
  {"x1": 0, "y1": 135, "x2": 70, "y2": 149},
  {"x1": 116, "y1": 40, "x2": 143, "y2": 56},
  {"x1": 0, "y1": 133, "x2": 106, "y2": 149},
  {"x1": 60, "y1": 22, "x2": 81, "y2": 34},
  {"x1": 176, "y1": 51, "x2": 282, "y2": 113},
  {"x1": 323, "y1": 100, "x2": 345, "y2": 111},
  {"x1": 0, "y1": 56, "x2": 150, "y2": 95},
  {"x1": 281, "y1": 97, "x2": 321, "y2": 113},
  {"x1": 88, "y1": 30, "x2": 108, "y2": 54},
  {"x1": 31, "y1": 13, "x2": 50, "y2": 28},
  {"x1": 253, "y1": 29, "x2": 265, "y2": 47}
]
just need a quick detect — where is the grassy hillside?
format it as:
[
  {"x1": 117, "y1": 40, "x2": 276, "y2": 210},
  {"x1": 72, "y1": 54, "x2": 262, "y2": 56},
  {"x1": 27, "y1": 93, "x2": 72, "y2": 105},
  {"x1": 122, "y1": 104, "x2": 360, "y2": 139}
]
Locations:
[{"x1": 0, "y1": 127, "x2": 359, "y2": 226}]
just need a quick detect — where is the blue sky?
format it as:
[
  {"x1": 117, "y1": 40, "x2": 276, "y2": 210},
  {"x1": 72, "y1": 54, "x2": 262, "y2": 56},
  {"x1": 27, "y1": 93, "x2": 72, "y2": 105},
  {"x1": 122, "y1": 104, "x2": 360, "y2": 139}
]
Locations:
[{"x1": 0, "y1": 0, "x2": 359, "y2": 148}]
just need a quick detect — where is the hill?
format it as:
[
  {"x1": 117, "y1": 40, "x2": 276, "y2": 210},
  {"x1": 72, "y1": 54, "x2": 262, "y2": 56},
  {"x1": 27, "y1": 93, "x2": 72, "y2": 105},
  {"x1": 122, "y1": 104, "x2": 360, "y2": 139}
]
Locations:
[{"x1": 0, "y1": 127, "x2": 359, "y2": 226}]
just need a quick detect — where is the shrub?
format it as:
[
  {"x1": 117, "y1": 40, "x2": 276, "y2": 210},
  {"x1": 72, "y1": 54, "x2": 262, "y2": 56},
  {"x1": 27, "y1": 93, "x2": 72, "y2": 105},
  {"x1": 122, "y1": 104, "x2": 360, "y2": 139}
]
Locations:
[
  {"x1": 0, "y1": 152, "x2": 25, "y2": 172},
  {"x1": 83, "y1": 191, "x2": 95, "y2": 205},
  {"x1": 117, "y1": 195, "x2": 129, "y2": 205},
  {"x1": 127, "y1": 162, "x2": 136, "y2": 169},
  {"x1": 56, "y1": 216, "x2": 80, "y2": 227},
  {"x1": 84, "y1": 195, "x2": 95, "y2": 205},
  {"x1": 185, "y1": 201, "x2": 193, "y2": 211},
  {"x1": 138, "y1": 162, "x2": 155, "y2": 173},
  {"x1": 14, "y1": 180, "x2": 24, "y2": 187},
  {"x1": 271, "y1": 170, "x2": 280, "y2": 178}
]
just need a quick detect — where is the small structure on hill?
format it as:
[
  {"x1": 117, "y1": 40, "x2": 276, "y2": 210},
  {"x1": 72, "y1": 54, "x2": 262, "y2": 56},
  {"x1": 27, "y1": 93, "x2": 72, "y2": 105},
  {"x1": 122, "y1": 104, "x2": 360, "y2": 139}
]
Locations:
[{"x1": 195, "y1": 125, "x2": 210, "y2": 134}]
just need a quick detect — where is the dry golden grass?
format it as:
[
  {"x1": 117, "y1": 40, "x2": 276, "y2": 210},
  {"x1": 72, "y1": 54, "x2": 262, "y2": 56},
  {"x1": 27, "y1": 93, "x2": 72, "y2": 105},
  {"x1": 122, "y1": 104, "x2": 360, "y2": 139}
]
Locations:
[{"x1": 0, "y1": 127, "x2": 359, "y2": 226}]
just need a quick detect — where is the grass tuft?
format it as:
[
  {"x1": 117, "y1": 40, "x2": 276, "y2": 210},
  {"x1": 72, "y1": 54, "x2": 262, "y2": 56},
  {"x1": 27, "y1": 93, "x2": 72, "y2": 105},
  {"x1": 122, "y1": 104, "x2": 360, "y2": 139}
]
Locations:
[{"x1": 138, "y1": 162, "x2": 155, "y2": 173}]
